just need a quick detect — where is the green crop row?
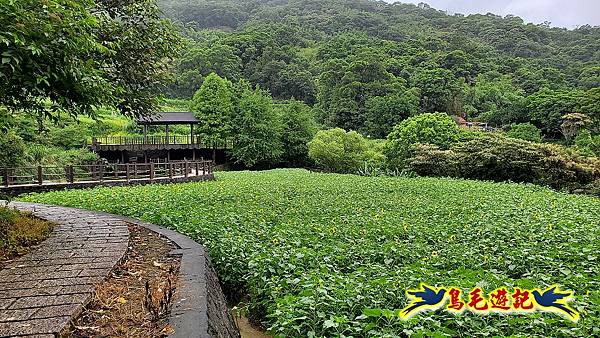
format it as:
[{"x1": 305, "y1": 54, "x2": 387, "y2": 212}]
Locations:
[{"x1": 20, "y1": 169, "x2": 600, "y2": 337}]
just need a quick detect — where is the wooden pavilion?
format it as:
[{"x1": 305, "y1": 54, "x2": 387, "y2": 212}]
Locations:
[{"x1": 91, "y1": 112, "x2": 231, "y2": 163}]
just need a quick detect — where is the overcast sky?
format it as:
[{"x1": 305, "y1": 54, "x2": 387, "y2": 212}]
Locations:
[{"x1": 391, "y1": 0, "x2": 600, "y2": 28}]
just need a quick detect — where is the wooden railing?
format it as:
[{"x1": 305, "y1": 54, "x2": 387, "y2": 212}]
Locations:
[
  {"x1": 1, "y1": 160, "x2": 213, "y2": 187},
  {"x1": 92, "y1": 136, "x2": 233, "y2": 149}
]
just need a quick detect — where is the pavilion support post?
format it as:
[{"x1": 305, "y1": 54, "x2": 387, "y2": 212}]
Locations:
[
  {"x1": 192, "y1": 149, "x2": 196, "y2": 161},
  {"x1": 150, "y1": 163, "x2": 155, "y2": 181},
  {"x1": 166, "y1": 124, "x2": 170, "y2": 144},
  {"x1": 3, "y1": 168, "x2": 9, "y2": 187},
  {"x1": 184, "y1": 160, "x2": 189, "y2": 177},
  {"x1": 37, "y1": 166, "x2": 43, "y2": 185},
  {"x1": 167, "y1": 149, "x2": 171, "y2": 162},
  {"x1": 68, "y1": 165, "x2": 74, "y2": 183},
  {"x1": 121, "y1": 151, "x2": 125, "y2": 164},
  {"x1": 190, "y1": 124, "x2": 195, "y2": 144},
  {"x1": 143, "y1": 124, "x2": 148, "y2": 144}
]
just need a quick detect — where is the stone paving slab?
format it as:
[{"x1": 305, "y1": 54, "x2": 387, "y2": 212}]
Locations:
[{"x1": 0, "y1": 202, "x2": 129, "y2": 337}]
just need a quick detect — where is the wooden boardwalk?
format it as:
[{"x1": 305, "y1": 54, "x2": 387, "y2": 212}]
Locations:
[
  {"x1": 0, "y1": 161, "x2": 214, "y2": 196},
  {"x1": 91, "y1": 136, "x2": 233, "y2": 151}
]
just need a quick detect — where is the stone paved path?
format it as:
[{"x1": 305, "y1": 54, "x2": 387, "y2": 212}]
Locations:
[{"x1": 0, "y1": 202, "x2": 129, "y2": 337}]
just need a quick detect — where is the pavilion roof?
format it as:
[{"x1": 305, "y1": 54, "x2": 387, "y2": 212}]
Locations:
[{"x1": 137, "y1": 112, "x2": 198, "y2": 125}]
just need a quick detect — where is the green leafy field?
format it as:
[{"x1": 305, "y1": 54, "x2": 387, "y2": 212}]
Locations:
[{"x1": 20, "y1": 170, "x2": 600, "y2": 337}]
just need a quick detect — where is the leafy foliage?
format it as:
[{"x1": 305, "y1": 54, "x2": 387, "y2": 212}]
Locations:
[
  {"x1": 0, "y1": 0, "x2": 110, "y2": 118},
  {"x1": 160, "y1": 0, "x2": 600, "y2": 140},
  {"x1": 384, "y1": 113, "x2": 460, "y2": 169},
  {"x1": 230, "y1": 82, "x2": 283, "y2": 167},
  {"x1": 277, "y1": 100, "x2": 318, "y2": 166},
  {"x1": 307, "y1": 128, "x2": 368, "y2": 173},
  {"x1": 506, "y1": 123, "x2": 542, "y2": 142},
  {"x1": 561, "y1": 113, "x2": 592, "y2": 143},
  {"x1": 0, "y1": 132, "x2": 25, "y2": 168},
  {"x1": 527, "y1": 89, "x2": 584, "y2": 135},
  {"x1": 21, "y1": 170, "x2": 600, "y2": 337},
  {"x1": 1, "y1": 0, "x2": 180, "y2": 120},
  {"x1": 93, "y1": 0, "x2": 182, "y2": 116},
  {"x1": 409, "y1": 135, "x2": 600, "y2": 194},
  {"x1": 190, "y1": 73, "x2": 234, "y2": 146},
  {"x1": 575, "y1": 130, "x2": 600, "y2": 157}
]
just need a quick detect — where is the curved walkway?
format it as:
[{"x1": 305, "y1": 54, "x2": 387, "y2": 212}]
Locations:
[
  {"x1": 0, "y1": 202, "x2": 129, "y2": 337},
  {"x1": 0, "y1": 202, "x2": 240, "y2": 338}
]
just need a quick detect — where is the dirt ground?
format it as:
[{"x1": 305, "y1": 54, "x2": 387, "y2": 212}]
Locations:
[{"x1": 68, "y1": 224, "x2": 181, "y2": 337}]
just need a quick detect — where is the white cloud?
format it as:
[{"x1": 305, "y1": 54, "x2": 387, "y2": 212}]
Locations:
[{"x1": 390, "y1": 0, "x2": 600, "y2": 28}]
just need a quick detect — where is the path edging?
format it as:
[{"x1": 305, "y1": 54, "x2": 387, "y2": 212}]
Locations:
[{"x1": 4, "y1": 202, "x2": 239, "y2": 338}]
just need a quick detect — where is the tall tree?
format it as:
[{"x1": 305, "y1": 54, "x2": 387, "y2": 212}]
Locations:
[
  {"x1": 527, "y1": 88, "x2": 583, "y2": 135},
  {"x1": 364, "y1": 90, "x2": 419, "y2": 138},
  {"x1": 0, "y1": 0, "x2": 181, "y2": 121},
  {"x1": 231, "y1": 81, "x2": 283, "y2": 167},
  {"x1": 94, "y1": 0, "x2": 181, "y2": 116},
  {"x1": 278, "y1": 100, "x2": 318, "y2": 166},
  {"x1": 412, "y1": 68, "x2": 461, "y2": 114},
  {"x1": 0, "y1": 0, "x2": 110, "y2": 119},
  {"x1": 561, "y1": 113, "x2": 592, "y2": 143},
  {"x1": 190, "y1": 73, "x2": 234, "y2": 161}
]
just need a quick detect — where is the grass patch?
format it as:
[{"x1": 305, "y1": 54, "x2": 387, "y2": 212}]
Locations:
[
  {"x1": 0, "y1": 206, "x2": 54, "y2": 264},
  {"x1": 19, "y1": 169, "x2": 600, "y2": 337}
]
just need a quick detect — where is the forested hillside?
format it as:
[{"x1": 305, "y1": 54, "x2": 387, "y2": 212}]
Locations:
[{"x1": 160, "y1": 0, "x2": 600, "y2": 138}]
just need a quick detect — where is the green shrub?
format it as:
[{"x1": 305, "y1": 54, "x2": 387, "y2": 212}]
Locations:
[
  {"x1": 0, "y1": 207, "x2": 54, "y2": 260},
  {"x1": 384, "y1": 112, "x2": 459, "y2": 169},
  {"x1": 457, "y1": 129, "x2": 487, "y2": 142},
  {"x1": 278, "y1": 100, "x2": 318, "y2": 167},
  {"x1": 407, "y1": 143, "x2": 456, "y2": 177},
  {"x1": 308, "y1": 128, "x2": 368, "y2": 173},
  {"x1": 47, "y1": 123, "x2": 89, "y2": 148},
  {"x1": 506, "y1": 123, "x2": 542, "y2": 142},
  {"x1": 409, "y1": 135, "x2": 600, "y2": 193},
  {"x1": 574, "y1": 129, "x2": 600, "y2": 156},
  {"x1": 56, "y1": 148, "x2": 99, "y2": 166},
  {"x1": 24, "y1": 145, "x2": 98, "y2": 166},
  {"x1": 0, "y1": 132, "x2": 25, "y2": 167},
  {"x1": 357, "y1": 139, "x2": 387, "y2": 176}
]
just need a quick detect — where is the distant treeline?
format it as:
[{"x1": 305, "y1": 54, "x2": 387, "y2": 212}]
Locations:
[{"x1": 160, "y1": 0, "x2": 600, "y2": 139}]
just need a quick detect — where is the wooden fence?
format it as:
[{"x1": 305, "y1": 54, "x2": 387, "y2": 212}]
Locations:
[
  {"x1": 1, "y1": 160, "x2": 213, "y2": 187},
  {"x1": 92, "y1": 136, "x2": 233, "y2": 148}
]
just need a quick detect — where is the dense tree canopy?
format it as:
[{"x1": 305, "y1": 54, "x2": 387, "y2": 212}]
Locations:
[
  {"x1": 384, "y1": 112, "x2": 460, "y2": 169},
  {"x1": 230, "y1": 81, "x2": 283, "y2": 167},
  {"x1": 189, "y1": 72, "x2": 234, "y2": 149},
  {"x1": 0, "y1": 0, "x2": 180, "y2": 121},
  {"x1": 0, "y1": 0, "x2": 109, "y2": 118},
  {"x1": 277, "y1": 100, "x2": 318, "y2": 166},
  {"x1": 160, "y1": 0, "x2": 600, "y2": 139}
]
